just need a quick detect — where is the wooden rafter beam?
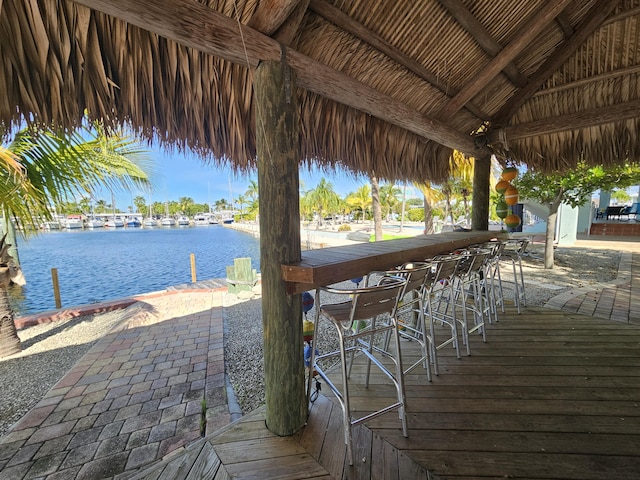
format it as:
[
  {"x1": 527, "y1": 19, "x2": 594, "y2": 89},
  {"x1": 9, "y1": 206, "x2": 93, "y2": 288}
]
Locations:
[
  {"x1": 437, "y1": 0, "x2": 573, "y2": 121},
  {"x1": 71, "y1": 0, "x2": 489, "y2": 157},
  {"x1": 486, "y1": 99, "x2": 640, "y2": 143},
  {"x1": 491, "y1": 0, "x2": 620, "y2": 126},
  {"x1": 247, "y1": 0, "x2": 303, "y2": 35},
  {"x1": 309, "y1": 0, "x2": 489, "y2": 120},
  {"x1": 438, "y1": 0, "x2": 527, "y2": 88},
  {"x1": 555, "y1": 12, "x2": 574, "y2": 38},
  {"x1": 533, "y1": 65, "x2": 640, "y2": 97}
]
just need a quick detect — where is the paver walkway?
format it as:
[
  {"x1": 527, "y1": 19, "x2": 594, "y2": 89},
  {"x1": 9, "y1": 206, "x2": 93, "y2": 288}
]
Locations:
[
  {"x1": 0, "y1": 288, "x2": 236, "y2": 480},
  {"x1": 543, "y1": 237, "x2": 640, "y2": 325}
]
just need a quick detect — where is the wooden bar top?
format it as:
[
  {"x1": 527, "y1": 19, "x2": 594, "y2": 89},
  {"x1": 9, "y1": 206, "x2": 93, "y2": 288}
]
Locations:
[{"x1": 282, "y1": 230, "x2": 500, "y2": 294}]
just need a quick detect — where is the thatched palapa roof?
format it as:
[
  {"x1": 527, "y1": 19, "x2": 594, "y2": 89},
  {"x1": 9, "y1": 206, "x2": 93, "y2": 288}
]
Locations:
[{"x1": 1, "y1": 0, "x2": 640, "y2": 181}]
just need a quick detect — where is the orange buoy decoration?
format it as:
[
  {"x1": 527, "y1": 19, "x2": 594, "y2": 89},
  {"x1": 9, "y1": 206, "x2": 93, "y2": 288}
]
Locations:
[
  {"x1": 501, "y1": 167, "x2": 518, "y2": 182},
  {"x1": 495, "y1": 200, "x2": 509, "y2": 219},
  {"x1": 504, "y1": 213, "x2": 522, "y2": 229},
  {"x1": 495, "y1": 179, "x2": 511, "y2": 195},
  {"x1": 504, "y1": 185, "x2": 519, "y2": 205}
]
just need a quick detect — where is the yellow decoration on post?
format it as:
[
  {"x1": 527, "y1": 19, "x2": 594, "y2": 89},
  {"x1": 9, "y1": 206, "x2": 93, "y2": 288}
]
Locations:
[
  {"x1": 504, "y1": 213, "x2": 521, "y2": 228},
  {"x1": 504, "y1": 186, "x2": 519, "y2": 205},
  {"x1": 495, "y1": 180, "x2": 510, "y2": 194},
  {"x1": 501, "y1": 167, "x2": 518, "y2": 182}
]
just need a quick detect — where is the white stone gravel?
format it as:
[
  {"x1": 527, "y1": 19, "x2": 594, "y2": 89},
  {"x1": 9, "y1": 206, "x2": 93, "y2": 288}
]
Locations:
[{"x1": 0, "y1": 243, "x2": 624, "y2": 438}]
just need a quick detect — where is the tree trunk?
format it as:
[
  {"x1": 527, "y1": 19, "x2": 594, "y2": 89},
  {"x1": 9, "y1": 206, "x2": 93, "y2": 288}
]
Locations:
[
  {"x1": 544, "y1": 200, "x2": 562, "y2": 269},
  {"x1": 254, "y1": 59, "x2": 305, "y2": 436},
  {"x1": 371, "y1": 176, "x2": 383, "y2": 241},
  {"x1": 472, "y1": 154, "x2": 491, "y2": 231},
  {"x1": 423, "y1": 195, "x2": 433, "y2": 234},
  {"x1": 0, "y1": 281, "x2": 21, "y2": 358}
]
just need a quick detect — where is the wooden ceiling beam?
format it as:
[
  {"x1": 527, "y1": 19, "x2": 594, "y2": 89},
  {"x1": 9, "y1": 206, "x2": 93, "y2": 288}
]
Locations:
[
  {"x1": 437, "y1": 0, "x2": 573, "y2": 121},
  {"x1": 487, "y1": 99, "x2": 640, "y2": 143},
  {"x1": 71, "y1": 0, "x2": 489, "y2": 157},
  {"x1": 491, "y1": 0, "x2": 620, "y2": 126},
  {"x1": 272, "y1": 0, "x2": 310, "y2": 45},
  {"x1": 309, "y1": 0, "x2": 489, "y2": 120},
  {"x1": 247, "y1": 0, "x2": 304, "y2": 35},
  {"x1": 555, "y1": 12, "x2": 575, "y2": 38},
  {"x1": 533, "y1": 65, "x2": 640, "y2": 97},
  {"x1": 438, "y1": 0, "x2": 527, "y2": 88}
]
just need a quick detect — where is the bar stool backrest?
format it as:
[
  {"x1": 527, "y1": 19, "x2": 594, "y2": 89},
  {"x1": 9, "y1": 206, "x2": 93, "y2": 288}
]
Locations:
[
  {"x1": 431, "y1": 254, "x2": 461, "y2": 284},
  {"x1": 321, "y1": 276, "x2": 407, "y2": 327},
  {"x1": 395, "y1": 261, "x2": 433, "y2": 295}
]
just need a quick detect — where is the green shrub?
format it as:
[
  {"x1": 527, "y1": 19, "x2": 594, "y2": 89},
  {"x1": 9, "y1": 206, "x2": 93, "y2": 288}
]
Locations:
[{"x1": 338, "y1": 224, "x2": 351, "y2": 232}]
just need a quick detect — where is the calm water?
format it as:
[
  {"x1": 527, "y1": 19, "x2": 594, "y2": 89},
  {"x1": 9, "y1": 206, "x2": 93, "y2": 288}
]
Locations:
[{"x1": 8, "y1": 226, "x2": 260, "y2": 316}]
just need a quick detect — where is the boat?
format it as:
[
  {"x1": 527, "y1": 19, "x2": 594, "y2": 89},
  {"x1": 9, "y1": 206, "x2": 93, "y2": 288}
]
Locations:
[
  {"x1": 223, "y1": 218, "x2": 234, "y2": 224},
  {"x1": 64, "y1": 215, "x2": 84, "y2": 229},
  {"x1": 161, "y1": 216, "x2": 176, "y2": 227},
  {"x1": 86, "y1": 217, "x2": 105, "y2": 228},
  {"x1": 143, "y1": 217, "x2": 157, "y2": 227},
  {"x1": 193, "y1": 213, "x2": 211, "y2": 225},
  {"x1": 177, "y1": 215, "x2": 190, "y2": 226},
  {"x1": 41, "y1": 219, "x2": 62, "y2": 230},
  {"x1": 105, "y1": 216, "x2": 125, "y2": 228},
  {"x1": 126, "y1": 217, "x2": 142, "y2": 228}
]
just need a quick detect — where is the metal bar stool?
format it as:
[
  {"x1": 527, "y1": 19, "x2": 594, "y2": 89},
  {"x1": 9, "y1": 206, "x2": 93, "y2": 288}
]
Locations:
[
  {"x1": 499, "y1": 239, "x2": 528, "y2": 313},
  {"x1": 423, "y1": 254, "x2": 462, "y2": 375},
  {"x1": 373, "y1": 262, "x2": 434, "y2": 381},
  {"x1": 451, "y1": 248, "x2": 491, "y2": 353},
  {"x1": 479, "y1": 240, "x2": 506, "y2": 323},
  {"x1": 308, "y1": 275, "x2": 408, "y2": 465}
]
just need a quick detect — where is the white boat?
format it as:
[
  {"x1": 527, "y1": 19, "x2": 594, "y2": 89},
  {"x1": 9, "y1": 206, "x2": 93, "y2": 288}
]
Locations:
[
  {"x1": 193, "y1": 213, "x2": 210, "y2": 225},
  {"x1": 161, "y1": 217, "x2": 176, "y2": 227},
  {"x1": 41, "y1": 220, "x2": 62, "y2": 230},
  {"x1": 105, "y1": 216, "x2": 125, "y2": 228},
  {"x1": 143, "y1": 217, "x2": 157, "y2": 227},
  {"x1": 65, "y1": 215, "x2": 84, "y2": 229},
  {"x1": 177, "y1": 215, "x2": 190, "y2": 226},
  {"x1": 86, "y1": 217, "x2": 105, "y2": 228}
]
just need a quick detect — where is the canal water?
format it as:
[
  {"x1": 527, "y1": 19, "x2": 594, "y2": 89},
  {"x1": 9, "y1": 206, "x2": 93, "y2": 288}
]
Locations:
[{"x1": 8, "y1": 225, "x2": 261, "y2": 316}]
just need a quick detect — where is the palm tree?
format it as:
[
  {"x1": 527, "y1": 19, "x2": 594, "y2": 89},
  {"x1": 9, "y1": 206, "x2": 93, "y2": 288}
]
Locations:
[
  {"x1": 379, "y1": 182, "x2": 401, "y2": 221},
  {"x1": 235, "y1": 194, "x2": 248, "y2": 221},
  {"x1": 178, "y1": 196, "x2": 195, "y2": 216},
  {"x1": 0, "y1": 122, "x2": 153, "y2": 233},
  {"x1": 415, "y1": 182, "x2": 444, "y2": 234},
  {"x1": 133, "y1": 195, "x2": 147, "y2": 214},
  {"x1": 0, "y1": 121, "x2": 153, "y2": 357},
  {"x1": 306, "y1": 178, "x2": 340, "y2": 227},
  {"x1": 346, "y1": 184, "x2": 372, "y2": 222}
]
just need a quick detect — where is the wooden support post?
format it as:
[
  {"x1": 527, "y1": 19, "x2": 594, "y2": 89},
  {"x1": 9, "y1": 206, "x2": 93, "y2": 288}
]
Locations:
[
  {"x1": 51, "y1": 268, "x2": 62, "y2": 309},
  {"x1": 190, "y1": 253, "x2": 197, "y2": 283},
  {"x1": 472, "y1": 154, "x2": 491, "y2": 231},
  {"x1": 254, "y1": 58, "x2": 305, "y2": 435}
]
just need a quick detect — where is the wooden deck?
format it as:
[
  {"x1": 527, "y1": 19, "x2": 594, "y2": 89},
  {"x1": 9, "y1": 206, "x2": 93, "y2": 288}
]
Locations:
[{"x1": 128, "y1": 304, "x2": 640, "y2": 479}]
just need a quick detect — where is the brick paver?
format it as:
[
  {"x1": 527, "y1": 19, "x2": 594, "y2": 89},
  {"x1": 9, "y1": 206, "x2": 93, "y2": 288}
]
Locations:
[{"x1": 0, "y1": 288, "x2": 233, "y2": 480}]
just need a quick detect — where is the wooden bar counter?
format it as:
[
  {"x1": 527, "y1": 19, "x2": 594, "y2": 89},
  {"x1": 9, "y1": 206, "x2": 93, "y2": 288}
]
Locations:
[{"x1": 282, "y1": 230, "x2": 500, "y2": 294}]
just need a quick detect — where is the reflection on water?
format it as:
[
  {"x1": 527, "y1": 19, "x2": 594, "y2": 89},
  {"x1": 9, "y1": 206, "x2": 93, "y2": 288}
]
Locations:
[{"x1": 10, "y1": 226, "x2": 260, "y2": 316}]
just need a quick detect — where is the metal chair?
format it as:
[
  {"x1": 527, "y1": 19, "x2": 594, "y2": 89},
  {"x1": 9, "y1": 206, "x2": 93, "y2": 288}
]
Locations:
[{"x1": 308, "y1": 275, "x2": 409, "y2": 465}]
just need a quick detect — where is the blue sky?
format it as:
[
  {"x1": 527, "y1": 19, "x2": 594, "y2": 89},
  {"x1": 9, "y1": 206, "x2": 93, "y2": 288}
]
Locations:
[{"x1": 105, "y1": 145, "x2": 370, "y2": 211}]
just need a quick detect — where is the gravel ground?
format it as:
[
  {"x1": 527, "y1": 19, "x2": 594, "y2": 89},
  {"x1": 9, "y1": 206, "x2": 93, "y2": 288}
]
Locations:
[{"x1": 0, "y1": 243, "x2": 624, "y2": 438}]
